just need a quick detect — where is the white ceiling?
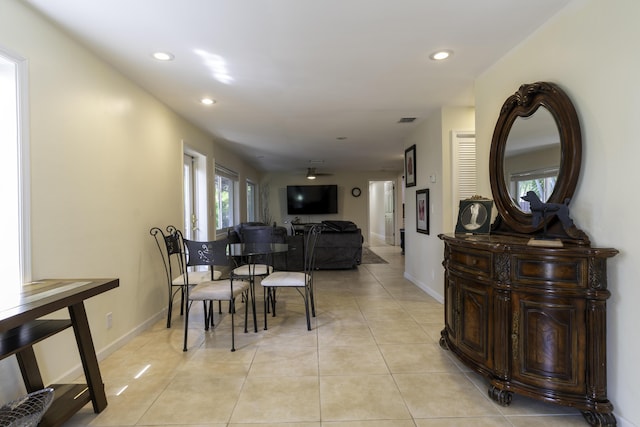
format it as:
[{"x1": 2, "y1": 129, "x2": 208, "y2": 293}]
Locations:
[{"x1": 23, "y1": 0, "x2": 572, "y2": 174}]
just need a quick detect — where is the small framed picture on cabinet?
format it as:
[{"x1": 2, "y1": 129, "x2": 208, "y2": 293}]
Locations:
[{"x1": 455, "y1": 197, "x2": 493, "y2": 234}]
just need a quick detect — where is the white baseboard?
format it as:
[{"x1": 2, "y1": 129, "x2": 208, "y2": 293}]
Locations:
[
  {"x1": 404, "y1": 271, "x2": 444, "y2": 304},
  {"x1": 616, "y1": 415, "x2": 634, "y2": 427},
  {"x1": 371, "y1": 232, "x2": 385, "y2": 240},
  {"x1": 54, "y1": 308, "x2": 167, "y2": 384},
  {"x1": 98, "y1": 310, "x2": 166, "y2": 361}
]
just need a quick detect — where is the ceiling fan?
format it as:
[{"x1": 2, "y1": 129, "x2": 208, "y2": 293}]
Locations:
[{"x1": 306, "y1": 167, "x2": 333, "y2": 180}]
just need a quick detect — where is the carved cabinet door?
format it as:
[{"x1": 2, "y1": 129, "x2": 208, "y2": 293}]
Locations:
[
  {"x1": 443, "y1": 271, "x2": 458, "y2": 344},
  {"x1": 457, "y1": 275, "x2": 491, "y2": 366},
  {"x1": 511, "y1": 293, "x2": 586, "y2": 394}
]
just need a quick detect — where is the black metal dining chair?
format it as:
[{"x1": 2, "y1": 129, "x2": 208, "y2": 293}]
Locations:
[
  {"x1": 228, "y1": 225, "x2": 287, "y2": 331},
  {"x1": 182, "y1": 237, "x2": 249, "y2": 352},
  {"x1": 260, "y1": 224, "x2": 322, "y2": 331},
  {"x1": 150, "y1": 226, "x2": 219, "y2": 328}
]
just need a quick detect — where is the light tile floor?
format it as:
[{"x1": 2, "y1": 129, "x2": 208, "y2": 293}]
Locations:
[{"x1": 64, "y1": 243, "x2": 587, "y2": 426}]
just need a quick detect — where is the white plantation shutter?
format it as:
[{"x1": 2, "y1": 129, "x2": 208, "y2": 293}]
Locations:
[
  {"x1": 451, "y1": 131, "x2": 476, "y2": 224},
  {"x1": 457, "y1": 137, "x2": 477, "y2": 199}
]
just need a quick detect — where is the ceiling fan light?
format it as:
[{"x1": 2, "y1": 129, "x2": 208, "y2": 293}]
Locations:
[{"x1": 306, "y1": 168, "x2": 317, "y2": 179}]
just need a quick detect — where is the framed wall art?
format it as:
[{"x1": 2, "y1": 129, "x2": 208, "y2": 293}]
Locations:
[
  {"x1": 455, "y1": 197, "x2": 493, "y2": 234},
  {"x1": 416, "y1": 188, "x2": 429, "y2": 234},
  {"x1": 405, "y1": 144, "x2": 416, "y2": 187}
]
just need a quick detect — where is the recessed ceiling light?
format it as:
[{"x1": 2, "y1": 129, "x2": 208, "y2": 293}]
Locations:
[
  {"x1": 152, "y1": 52, "x2": 174, "y2": 61},
  {"x1": 200, "y1": 98, "x2": 216, "y2": 105},
  {"x1": 429, "y1": 50, "x2": 453, "y2": 61}
]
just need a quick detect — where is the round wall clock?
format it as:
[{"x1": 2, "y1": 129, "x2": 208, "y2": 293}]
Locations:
[{"x1": 351, "y1": 187, "x2": 362, "y2": 197}]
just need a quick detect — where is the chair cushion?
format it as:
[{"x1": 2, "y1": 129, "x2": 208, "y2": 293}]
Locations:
[
  {"x1": 172, "y1": 270, "x2": 221, "y2": 285},
  {"x1": 189, "y1": 280, "x2": 249, "y2": 301},
  {"x1": 261, "y1": 271, "x2": 309, "y2": 287},
  {"x1": 232, "y1": 264, "x2": 272, "y2": 277}
]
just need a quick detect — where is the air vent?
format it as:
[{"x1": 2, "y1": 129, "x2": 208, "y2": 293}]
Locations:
[{"x1": 398, "y1": 117, "x2": 416, "y2": 123}]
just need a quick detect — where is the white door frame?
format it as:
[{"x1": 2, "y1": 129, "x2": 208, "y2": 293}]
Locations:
[
  {"x1": 183, "y1": 145, "x2": 208, "y2": 240},
  {"x1": 368, "y1": 180, "x2": 396, "y2": 246}
]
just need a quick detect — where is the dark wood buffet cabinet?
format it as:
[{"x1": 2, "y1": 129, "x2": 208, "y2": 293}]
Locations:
[
  {"x1": 439, "y1": 234, "x2": 617, "y2": 425},
  {"x1": 440, "y1": 82, "x2": 619, "y2": 426}
]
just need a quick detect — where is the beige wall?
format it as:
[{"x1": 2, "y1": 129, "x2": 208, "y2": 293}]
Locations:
[
  {"x1": 0, "y1": 1, "x2": 256, "y2": 403},
  {"x1": 403, "y1": 107, "x2": 475, "y2": 300},
  {"x1": 404, "y1": 1, "x2": 640, "y2": 421},
  {"x1": 474, "y1": 0, "x2": 639, "y2": 424},
  {"x1": 261, "y1": 171, "x2": 402, "y2": 245}
]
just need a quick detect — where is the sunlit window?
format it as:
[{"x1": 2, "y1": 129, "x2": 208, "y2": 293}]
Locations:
[
  {"x1": 1, "y1": 51, "x2": 30, "y2": 290},
  {"x1": 247, "y1": 180, "x2": 257, "y2": 222},
  {"x1": 509, "y1": 168, "x2": 558, "y2": 212},
  {"x1": 215, "y1": 165, "x2": 238, "y2": 232}
]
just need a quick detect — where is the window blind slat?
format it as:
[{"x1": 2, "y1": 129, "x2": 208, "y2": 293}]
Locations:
[{"x1": 457, "y1": 139, "x2": 476, "y2": 199}]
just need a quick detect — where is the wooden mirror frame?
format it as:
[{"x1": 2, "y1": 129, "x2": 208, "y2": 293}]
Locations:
[{"x1": 489, "y1": 82, "x2": 585, "y2": 241}]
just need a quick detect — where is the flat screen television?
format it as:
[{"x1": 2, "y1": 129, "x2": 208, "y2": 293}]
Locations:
[{"x1": 287, "y1": 185, "x2": 338, "y2": 215}]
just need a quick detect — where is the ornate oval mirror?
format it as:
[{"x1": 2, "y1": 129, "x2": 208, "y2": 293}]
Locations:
[
  {"x1": 503, "y1": 107, "x2": 560, "y2": 213},
  {"x1": 489, "y1": 82, "x2": 582, "y2": 236}
]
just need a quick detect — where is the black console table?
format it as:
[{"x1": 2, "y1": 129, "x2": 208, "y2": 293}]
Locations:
[
  {"x1": 0, "y1": 278, "x2": 119, "y2": 427},
  {"x1": 291, "y1": 223, "x2": 320, "y2": 235}
]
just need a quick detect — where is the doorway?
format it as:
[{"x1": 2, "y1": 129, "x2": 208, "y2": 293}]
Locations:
[
  {"x1": 368, "y1": 181, "x2": 395, "y2": 246},
  {"x1": 182, "y1": 148, "x2": 208, "y2": 240}
]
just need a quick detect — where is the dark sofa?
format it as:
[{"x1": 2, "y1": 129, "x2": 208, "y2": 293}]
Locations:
[
  {"x1": 228, "y1": 221, "x2": 363, "y2": 270},
  {"x1": 313, "y1": 221, "x2": 363, "y2": 269}
]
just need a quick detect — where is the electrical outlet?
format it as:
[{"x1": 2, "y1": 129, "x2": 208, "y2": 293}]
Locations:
[{"x1": 106, "y1": 312, "x2": 113, "y2": 329}]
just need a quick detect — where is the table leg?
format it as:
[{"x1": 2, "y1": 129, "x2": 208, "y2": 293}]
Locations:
[
  {"x1": 246, "y1": 259, "x2": 259, "y2": 333},
  {"x1": 68, "y1": 302, "x2": 107, "y2": 413},
  {"x1": 250, "y1": 274, "x2": 258, "y2": 333},
  {"x1": 16, "y1": 346, "x2": 45, "y2": 392}
]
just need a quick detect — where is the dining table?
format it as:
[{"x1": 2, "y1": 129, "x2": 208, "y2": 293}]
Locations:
[{"x1": 227, "y1": 242, "x2": 288, "y2": 332}]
